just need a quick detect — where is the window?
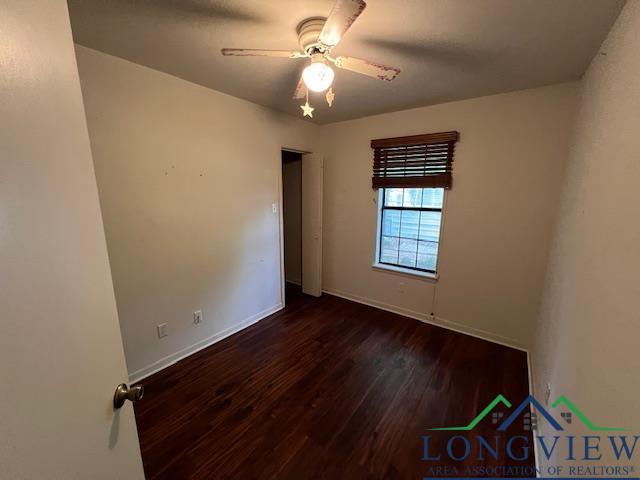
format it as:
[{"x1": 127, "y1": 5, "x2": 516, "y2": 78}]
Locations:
[
  {"x1": 370, "y1": 130, "x2": 458, "y2": 278},
  {"x1": 375, "y1": 187, "x2": 444, "y2": 276}
]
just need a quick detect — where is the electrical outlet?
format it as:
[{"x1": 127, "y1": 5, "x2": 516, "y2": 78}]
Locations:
[
  {"x1": 545, "y1": 383, "x2": 552, "y2": 406},
  {"x1": 193, "y1": 310, "x2": 203, "y2": 325},
  {"x1": 157, "y1": 323, "x2": 168, "y2": 339}
]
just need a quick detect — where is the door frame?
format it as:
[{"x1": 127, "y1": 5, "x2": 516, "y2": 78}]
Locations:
[{"x1": 278, "y1": 147, "x2": 315, "y2": 306}]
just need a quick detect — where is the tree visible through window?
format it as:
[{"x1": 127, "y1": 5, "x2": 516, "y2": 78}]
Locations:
[{"x1": 377, "y1": 187, "x2": 444, "y2": 273}]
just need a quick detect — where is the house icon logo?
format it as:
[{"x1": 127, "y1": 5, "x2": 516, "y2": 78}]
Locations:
[{"x1": 428, "y1": 394, "x2": 625, "y2": 432}]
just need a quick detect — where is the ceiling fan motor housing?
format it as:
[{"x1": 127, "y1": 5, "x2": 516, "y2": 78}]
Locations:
[{"x1": 297, "y1": 17, "x2": 328, "y2": 54}]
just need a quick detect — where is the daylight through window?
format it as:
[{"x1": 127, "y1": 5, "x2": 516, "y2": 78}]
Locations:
[{"x1": 377, "y1": 187, "x2": 444, "y2": 274}]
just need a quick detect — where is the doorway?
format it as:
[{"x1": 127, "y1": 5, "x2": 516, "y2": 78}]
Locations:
[
  {"x1": 281, "y1": 150, "x2": 303, "y2": 303},
  {"x1": 280, "y1": 149, "x2": 323, "y2": 302}
]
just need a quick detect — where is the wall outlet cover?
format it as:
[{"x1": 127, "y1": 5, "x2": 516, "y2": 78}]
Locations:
[
  {"x1": 545, "y1": 383, "x2": 552, "y2": 405},
  {"x1": 157, "y1": 323, "x2": 168, "y2": 339},
  {"x1": 193, "y1": 310, "x2": 203, "y2": 324}
]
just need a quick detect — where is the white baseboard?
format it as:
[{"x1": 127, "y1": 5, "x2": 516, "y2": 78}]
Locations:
[
  {"x1": 128, "y1": 303, "x2": 283, "y2": 384},
  {"x1": 322, "y1": 287, "x2": 528, "y2": 352},
  {"x1": 526, "y1": 350, "x2": 541, "y2": 475},
  {"x1": 285, "y1": 279, "x2": 301, "y2": 286}
]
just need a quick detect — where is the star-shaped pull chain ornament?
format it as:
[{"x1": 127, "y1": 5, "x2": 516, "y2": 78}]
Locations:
[
  {"x1": 301, "y1": 89, "x2": 314, "y2": 118},
  {"x1": 326, "y1": 87, "x2": 335, "y2": 107},
  {"x1": 300, "y1": 101, "x2": 314, "y2": 118}
]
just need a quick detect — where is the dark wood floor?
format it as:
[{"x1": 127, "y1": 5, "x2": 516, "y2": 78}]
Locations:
[{"x1": 134, "y1": 285, "x2": 532, "y2": 479}]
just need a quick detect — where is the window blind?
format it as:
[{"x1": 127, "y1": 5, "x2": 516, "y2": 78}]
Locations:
[{"x1": 371, "y1": 131, "x2": 459, "y2": 189}]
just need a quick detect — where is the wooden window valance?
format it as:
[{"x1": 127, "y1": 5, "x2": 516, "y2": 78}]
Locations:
[{"x1": 371, "y1": 131, "x2": 459, "y2": 189}]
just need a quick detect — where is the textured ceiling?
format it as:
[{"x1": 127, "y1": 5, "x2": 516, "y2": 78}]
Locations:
[{"x1": 67, "y1": 0, "x2": 624, "y2": 124}]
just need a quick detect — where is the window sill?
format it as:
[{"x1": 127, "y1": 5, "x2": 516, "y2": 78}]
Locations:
[{"x1": 372, "y1": 263, "x2": 439, "y2": 281}]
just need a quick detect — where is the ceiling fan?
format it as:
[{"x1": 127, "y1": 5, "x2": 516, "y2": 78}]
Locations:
[{"x1": 221, "y1": 0, "x2": 401, "y2": 118}]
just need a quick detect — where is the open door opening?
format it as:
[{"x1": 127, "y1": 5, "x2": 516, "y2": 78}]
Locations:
[
  {"x1": 282, "y1": 150, "x2": 303, "y2": 303},
  {"x1": 281, "y1": 149, "x2": 323, "y2": 303}
]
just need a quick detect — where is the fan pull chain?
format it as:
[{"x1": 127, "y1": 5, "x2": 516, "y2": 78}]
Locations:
[
  {"x1": 300, "y1": 88, "x2": 314, "y2": 118},
  {"x1": 326, "y1": 87, "x2": 335, "y2": 107}
]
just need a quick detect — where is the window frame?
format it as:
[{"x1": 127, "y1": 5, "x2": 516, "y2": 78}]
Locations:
[{"x1": 373, "y1": 187, "x2": 447, "y2": 280}]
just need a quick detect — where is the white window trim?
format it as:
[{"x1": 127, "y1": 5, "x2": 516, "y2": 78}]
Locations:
[{"x1": 372, "y1": 188, "x2": 447, "y2": 281}]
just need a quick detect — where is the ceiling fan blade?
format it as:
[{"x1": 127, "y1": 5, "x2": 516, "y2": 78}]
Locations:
[
  {"x1": 293, "y1": 76, "x2": 306, "y2": 99},
  {"x1": 319, "y1": 0, "x2": 367, "y2": 49},
  {"x1": 221, "y1": 48, "x2": 306, "y2": 58},
  {"x1": 333, "y1": 56, "x2": 400, "y2": 82}
]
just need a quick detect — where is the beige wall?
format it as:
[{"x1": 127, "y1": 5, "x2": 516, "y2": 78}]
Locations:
[
  {"x1": 0, "y1": 3, "x2": 143, "y2": 478},
  {"x1": 76, "y1": 46, "x2": 318, "y2": 381},
  {"x1": 532, "y1": 0, "x2": 640, "y2": 468},
  {"x1": 319, "y1": 83, "x2": 578, "y2": 348},
  {"x1": 282, "y1": 159, "x2": 302, "y2": 284}
]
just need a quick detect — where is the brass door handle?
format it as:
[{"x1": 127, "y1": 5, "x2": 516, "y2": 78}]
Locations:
[{"x1": 113, "y1": 383, "x2": 144, "y2": 409}]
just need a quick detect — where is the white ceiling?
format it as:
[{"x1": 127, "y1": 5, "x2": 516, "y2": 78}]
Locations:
[{"x1": 68, "y1": 0, "x2": 624, "y2": 124}]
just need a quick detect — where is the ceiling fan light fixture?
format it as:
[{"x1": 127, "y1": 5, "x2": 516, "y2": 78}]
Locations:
[
  {"x1": 302, "y1": 60, "x2": 335, "y2": 93},
  {"x1": 221, "y1": 1, "x2": 401, "y2": 119}
]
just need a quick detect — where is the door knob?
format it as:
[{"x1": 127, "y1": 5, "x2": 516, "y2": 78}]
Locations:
[{"x1": 113, "y1": 383, "x2": 144, "y2": 409}]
